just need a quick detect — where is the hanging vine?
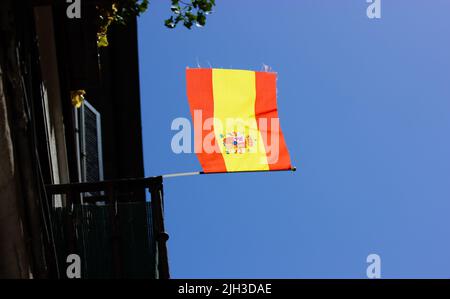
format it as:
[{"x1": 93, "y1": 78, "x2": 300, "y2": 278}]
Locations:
[
  {"x1": 96, "y1": 0, "x2": 149, "y2": 47},
  {"x1": 96, "y1": 0, "x2": 216, "y2": 47}
]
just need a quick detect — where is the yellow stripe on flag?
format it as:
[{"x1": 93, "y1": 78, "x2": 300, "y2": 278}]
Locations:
[{"x1": 212, "y1": 69, "x2": 269, "y2": 172}]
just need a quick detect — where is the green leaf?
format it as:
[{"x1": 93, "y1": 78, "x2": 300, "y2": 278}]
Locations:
[
  {"x1": 184, "y1": 20, "x2": 193, "y2": 29},
  {"x1": 165, "y1": 16, "x2": 176, "y2": 28},
  {"x1": 196, "y1": 12, "x2": 206, "y2": 26}
]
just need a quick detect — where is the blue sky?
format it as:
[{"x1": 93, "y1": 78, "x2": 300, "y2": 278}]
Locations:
[{"x1": 137, "y1": 1, "x2": 450, "y2": 278}]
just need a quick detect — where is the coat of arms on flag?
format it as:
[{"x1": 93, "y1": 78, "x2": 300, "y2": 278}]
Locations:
[{"x1": 186, "y1": 68, "x2": 293, "y2": 174}]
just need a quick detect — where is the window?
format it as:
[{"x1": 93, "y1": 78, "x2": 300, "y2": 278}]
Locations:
[{"x1": 75, "y1": 100, "x2": 104, "y2": 184}]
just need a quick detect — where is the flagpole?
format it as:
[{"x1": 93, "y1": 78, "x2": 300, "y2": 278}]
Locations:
[
  {"x1": 161, "y1": 167, "x2": 296, "y2": 178},
  {"x1": 162, "y1": 171, "x2": 201, "y2": 178}
]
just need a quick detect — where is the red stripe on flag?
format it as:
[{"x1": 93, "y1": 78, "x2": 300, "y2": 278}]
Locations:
[
  {"x1": 186, "y1": 69, "x2": 227, "y2": 173},
  {"x1": 255, "y1": 71, "x2": 292, "y2": 170}
]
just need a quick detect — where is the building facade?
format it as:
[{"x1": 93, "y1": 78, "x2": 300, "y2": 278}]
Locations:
[{"x1": 0, "y1": 0, "x2": 168, "y2": 279}]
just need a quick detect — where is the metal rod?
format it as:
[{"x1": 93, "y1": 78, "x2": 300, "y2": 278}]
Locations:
[
  {"x1": 162, "y1": 171, "x2": 201, "y2": 178},
  {"x1": 161, "y1": 167, "x2": 296, "y2": 178},
  {"x1": 150, "y1": 186, "x2": 170, "y2": 279}
]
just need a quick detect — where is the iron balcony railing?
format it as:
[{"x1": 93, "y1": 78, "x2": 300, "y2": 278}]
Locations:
[{"x1": 45, "y1": 176, "x2": 169, "y2": 279}]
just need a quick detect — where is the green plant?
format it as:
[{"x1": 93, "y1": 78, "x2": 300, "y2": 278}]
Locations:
[
  {"x1": 96, "y1": 0, "x2": 215, "y2": 47},
  {"x1": 110, "y1": 0, "x2": 149, "y2": 25},
  {"x1": 96, "y1": 0, "x2": 149, "y2": 47},
  {"x1": 165, "y1": 0, "x2": 216, "y2": 29}
]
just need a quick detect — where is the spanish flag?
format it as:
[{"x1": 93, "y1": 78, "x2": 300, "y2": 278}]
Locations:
[{"x1": 186, "y1": 68, "x2": 292, "y2": 173}]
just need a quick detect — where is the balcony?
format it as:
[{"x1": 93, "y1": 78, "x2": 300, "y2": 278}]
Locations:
[{"x1": 45, "y1": 176, "x2": 169, "y2": 279}]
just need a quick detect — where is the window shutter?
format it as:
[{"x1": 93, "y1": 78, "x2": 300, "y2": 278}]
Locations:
[{"x1": 77, "y1": 100, "x2": 103, "y2": 183}]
